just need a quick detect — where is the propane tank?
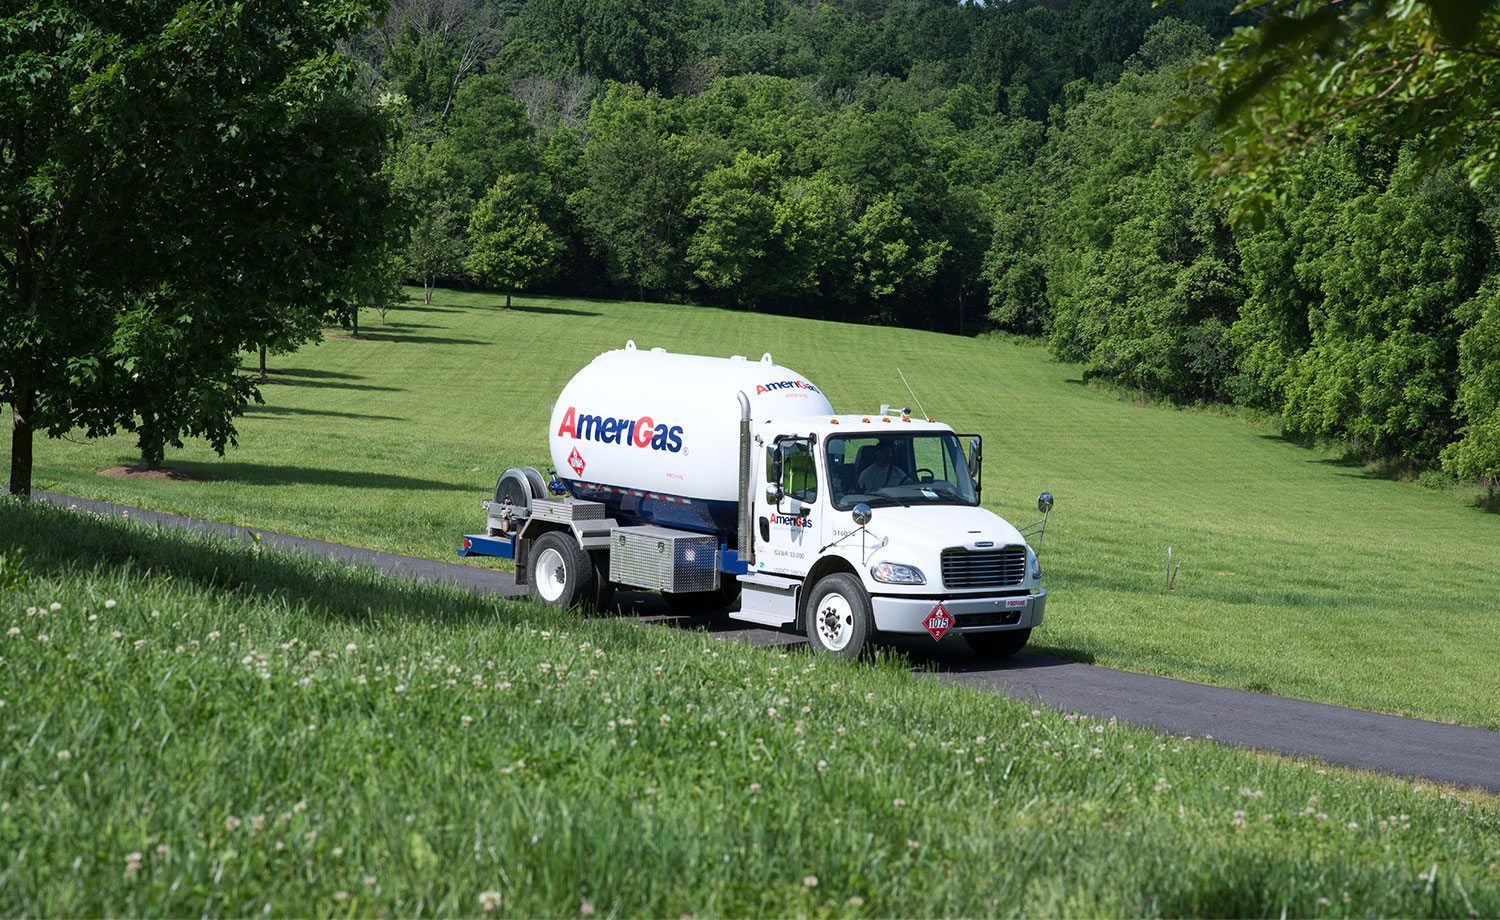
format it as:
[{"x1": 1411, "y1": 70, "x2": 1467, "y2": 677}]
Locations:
[{"x1": 548, "y1": 342, "x2": 834, "y2": 537}]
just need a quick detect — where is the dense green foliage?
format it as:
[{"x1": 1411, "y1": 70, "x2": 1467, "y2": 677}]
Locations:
[
  {"x1": 346, "y1": 0, "x2": 1500, "y2": 480},
  {"x1": 13, "y1": 289, "x2": 1500, "y2": 730},
  {"x1": 3, "y1": 499, "x2": 1499, "y2": 916},
  {"x1": 0, "y1": 0, "x2": 399, "y2": 494}
]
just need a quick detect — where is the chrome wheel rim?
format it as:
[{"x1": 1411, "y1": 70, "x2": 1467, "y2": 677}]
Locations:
[
  {"x1": 535, "y1": 547, "x2": 567, "y2": 603},
  {"x1": 815, "y1": 592, "x2": 855, "y2": 651}
]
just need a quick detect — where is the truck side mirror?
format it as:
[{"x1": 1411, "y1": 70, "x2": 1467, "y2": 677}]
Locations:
[
  {"x1": 769, "y1": 444, "x2": 785, "y2": 486},
  {"x1": 1038, "y1": 491, "x2": 1053, "y2": 513},
  {"x1": 968, "y1": 437, "x2": 982, "y2": 489},
  {"x1": 765, "y1": 482, "x2": 784, "y2": 505},
  {"x1": 852, "y1": 503, "x2": 872, "y2": 526}
]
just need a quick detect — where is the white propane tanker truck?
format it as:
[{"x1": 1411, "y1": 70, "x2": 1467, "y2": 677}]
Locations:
[{"x1": 460, "y1": 342, "x2": 1054, "y2": 659}]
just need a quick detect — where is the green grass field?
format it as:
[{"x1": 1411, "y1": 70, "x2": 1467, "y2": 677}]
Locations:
[
  {"x1": 8, "y1": 288, "x2": 1500, "y2": 729},
  {"x1": 1, "y1": 501, "x2": 1497, "y2": 917}
]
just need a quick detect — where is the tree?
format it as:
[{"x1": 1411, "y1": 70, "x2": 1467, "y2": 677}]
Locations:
[
  {"x1": 1, "y1": 1, "x2": 395, "y2": 491},
  {"x1": 572, "y1": 84, "x2": 709, "y2": 299},
  {"x1": 394, "y1": 145, "x2": 468, "y2": 305},
  {"x1": 1192, "y1": 0, "x2": 1500, "y2": 223},
  {"x1": 464, "y1": 174, "x2": 562, "y2": 307}
]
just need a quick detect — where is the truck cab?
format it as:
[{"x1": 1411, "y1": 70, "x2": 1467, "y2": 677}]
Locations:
[{"x1": 742, "y1": 411, "x2": 1047, "y2": 657}]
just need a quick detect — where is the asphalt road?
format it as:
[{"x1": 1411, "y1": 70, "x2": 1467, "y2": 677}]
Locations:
[{"x1": 31, "y1": 490, "x2": 1500, "y2": 794}]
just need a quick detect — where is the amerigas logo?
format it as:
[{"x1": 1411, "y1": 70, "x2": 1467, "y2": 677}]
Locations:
[
  {"x1": 772, "y1": 512, "x2": 812, "y2": 528},
  {"x1": 556, "y1": 407, "x2": 684, "y2": 453},
  {"x1": 755, "y1": 379, "x2": 821, "y2": 395}
]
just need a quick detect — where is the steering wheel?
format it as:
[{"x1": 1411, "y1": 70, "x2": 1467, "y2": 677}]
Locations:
[{"x1": 914, "y1": 468, "x2": 935, "y2": 483}]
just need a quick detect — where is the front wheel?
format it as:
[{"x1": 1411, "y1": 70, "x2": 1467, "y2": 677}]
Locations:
[
  {"x1": 964, "y1": 628, "x2": 1031, "y2": 659},
  {"x1": 804, "y1": 573, "x2": 873, "y2": 659},
  {"x1": 528, "y1": 531, "x2": 595, "y2": 609}
]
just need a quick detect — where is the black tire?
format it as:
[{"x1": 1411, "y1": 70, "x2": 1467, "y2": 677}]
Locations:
[
  {"x1": 804, "y1": 572, "x2": 873, "y2": 658},
  {"x1": 588, "y1": 550, "x2": 615, "y2": 611},
  {"x1": 528, "y1": 531, "x2": 594, "y2": 609},
  {"x1": 965, "y1": 628, "x2": 1031, "y2": 659},
  {"x1": 662, "y1": 578, "x2": 741, "y2": 612}
]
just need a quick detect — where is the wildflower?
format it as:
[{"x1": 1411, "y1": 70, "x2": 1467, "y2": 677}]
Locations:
[
  {"x1": 848, "y1": 896, "x2": 866, "y2": 907},
  {"x1": 893, "y1": 798, "x2": 906, "y2": 808},
  {"x1": 907, "y1": 838, "x2": 920, "y2": 850},
  {"x1": 36, "y1": 634, "x2": 48, "y2": 644},
  {"x1": 659, "y1": 714, "x2": 671, "y2": 726},
  {"x1": 6, "y1": 628, "x2": 16, "y2": 637},
  {"x1": 346, "y1": 643, "x2": 358, "y2": 654},
  {"x1": 1232, "y1": 810, "x2": 1246, "y2": 827},
  {"x1": 225, "y1": 815, "x2": 242, "y2": 832},
  {"x1": 803, "y1": 875, "x2": 818, "y2": 887},
  {"x1": 364, "y1": 876, "x2": 377, "y2": 887},
  {"x1": 461, "y1": 715, "x2": 473, "y2": 728},
  {"x1": 56, "y1": 749, "x2": 70, "y2": 761},
  {"x1": 479, "y1": 890, "x2": 502, "y2": 912},
  {"x1": 88, "y1": 614, "x2": 97, "y2": 622},
  {"x1": 104, "y1": 599, "x2": 116, "y2": 609},
  {"x1": 817, "y1": 760, "x2": 827, "y2": 773},
  {"x1": 1347, "y1": 822, "x2": 1358, "y2": 831},
  {"x1": 156, "y1": 844, "x2": 168, "y2": 858},
  {"x1": 124, "y1": 851, "x2": 143, "y2": 877},
  {"x1": 335, "y1": 891, "x2": 349, "y2": 901},
  {"x1": 580, "y1": 903, "x2": 595, "y2": 916},
  {"x1": 748, "y1": 783, "x2": 761, "y2": 794},
  {"x1": 49, "y1": 602, "x2": 61, "y2": 612}
]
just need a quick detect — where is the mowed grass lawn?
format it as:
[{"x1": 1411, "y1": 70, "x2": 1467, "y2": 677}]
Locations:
[
  {"x1": 9, "y1": 287, "x2": 1500, "y2": 728},
  {"x1": 1, "y1": 501, "x2": 1497, "y2": 917}
]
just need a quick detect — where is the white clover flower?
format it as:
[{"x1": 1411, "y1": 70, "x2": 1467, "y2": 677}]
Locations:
[
  {"x1": 56, "y1": 749, "x2": 71, "y2": 761},
  {"x1": 49, "y1": 602, "x2": 61, "y2": 612},
  {"x1": 803, "y1": 875, "x2": 818, "y2": 887},
  {"x1": 479, "y1": 890, "x2": 502, "y2": 912},
  {"x1": 225, "y1": 815, "x2": 242, "y2": 832},
  {"x1": 104, "y1": 599, "x2": 116, "y2": 609}
]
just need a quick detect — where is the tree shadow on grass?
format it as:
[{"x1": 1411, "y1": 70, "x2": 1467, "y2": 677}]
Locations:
[
  {"x1": 274, "y1": 377, "x2": 404, "y2": 392},
  {"x1": 241, "y1": 405, "x2": 403, "y2": 422},
  {"x1": 264, "y1": 367, "x2": 365, "y2": 380},
  {"x1": 503, "y1": 303, "x2": 602, "y2": 317},
  {"x1": 121, "y1": 461, "x2": 472, "y2": 492},
  {"x1": 353, "y1": 330, "x2": 491, "y2": 346},
  {"x1": 0, "y1": 501, "x2": 510, "y2": 630}
]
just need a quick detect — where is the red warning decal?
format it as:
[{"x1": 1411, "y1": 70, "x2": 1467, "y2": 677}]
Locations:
[
  {"x1": 568, "y1": 447, "x2": 586, "y2": 476},
  {"x1": 923, "y1": 603, "x2": 953, "y2": 641}
]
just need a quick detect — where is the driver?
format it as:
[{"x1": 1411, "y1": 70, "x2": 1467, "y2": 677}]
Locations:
[{"x1": 857, "y1": 440, "x2": 909, "y2": 491}]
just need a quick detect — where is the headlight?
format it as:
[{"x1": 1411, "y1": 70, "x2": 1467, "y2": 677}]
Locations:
[
  {"x1": 870, "y1": 561, "x2": 926, "y2": 585},
  {"x1": 1029, "y1": 548, "x2": 1041, "y2": 581}
]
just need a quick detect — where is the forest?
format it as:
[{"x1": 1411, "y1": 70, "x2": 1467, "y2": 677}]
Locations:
[
  {"x1": 6, "y1": 0, "x2": 1495, "y2": 492},
  {"x1": 354, "y1": 0, "x2": 1498, "y2": 481}
]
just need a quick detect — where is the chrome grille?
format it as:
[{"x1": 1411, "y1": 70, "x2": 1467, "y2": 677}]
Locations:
[{"x1": 941, "y1": 546, "x2": 1027, "y2": 589}]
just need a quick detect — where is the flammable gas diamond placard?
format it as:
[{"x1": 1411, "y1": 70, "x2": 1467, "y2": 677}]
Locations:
[{"x1": 923, "y1": 603, "x2": 953, "y2": 641}]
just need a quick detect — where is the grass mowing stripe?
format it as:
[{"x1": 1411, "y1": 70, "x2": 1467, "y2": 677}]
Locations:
[
  {"x1": 1, "y1": 501, "x2": 1498, "y2": 916},
  {"x1": 6, "y1": 287, "x2": 1500, "y2": 729}
]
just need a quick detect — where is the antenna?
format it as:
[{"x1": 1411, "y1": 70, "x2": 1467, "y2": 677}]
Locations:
[{"x1": 897, "y1": 368, "x2": 928, "y2": 419}]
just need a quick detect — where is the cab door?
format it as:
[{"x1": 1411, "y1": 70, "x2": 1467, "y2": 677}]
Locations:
[{"x1": 753, "y1": 435, "x2": 821, "y2": 577}]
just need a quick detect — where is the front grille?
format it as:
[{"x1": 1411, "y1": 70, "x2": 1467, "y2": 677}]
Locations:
[
  {"x1": 955, "y1": 610, "x2": 1022, "y2": 628},
  {"x1": 941, "y1": 546, "x2": 1027, "y2": 589}
]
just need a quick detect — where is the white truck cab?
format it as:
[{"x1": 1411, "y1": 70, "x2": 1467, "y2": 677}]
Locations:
[
  {"x1": 460, "y1": 344, "x2": 1053, "y2": 659},
  {"x1": 746, "y1": 412, "x2": 1047, "y2": 656}
]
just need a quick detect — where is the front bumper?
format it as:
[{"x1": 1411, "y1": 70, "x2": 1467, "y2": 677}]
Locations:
[{"x1": 871, "y1": 589, "x2": 1045, "y2": 635}]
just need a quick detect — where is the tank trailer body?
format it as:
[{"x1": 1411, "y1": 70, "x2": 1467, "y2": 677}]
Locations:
[{"x1": 461, "y1": 342, "x2": 1053, "y2": 658}]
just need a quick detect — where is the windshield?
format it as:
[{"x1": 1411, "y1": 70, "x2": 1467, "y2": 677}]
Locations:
[{"x1": 827, "y1": 433, "x2": 977, "y2": 509}]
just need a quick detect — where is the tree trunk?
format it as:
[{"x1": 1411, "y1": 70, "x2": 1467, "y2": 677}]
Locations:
[
  {"x1": 259, "y1": 344, "x2": 267, "y2": 379},
  {"x1": 8, "y1": 385, "x2": 35, "y2": 500},
  {"x1": 351, "y1": 308, "x2": 359, "y2": 337},
  {"x1": 425, "y1": 279, "x2": 432, "y2": 305},
  {"x1": 506, "y1": 291, "x2": 512, "y2": 308}
]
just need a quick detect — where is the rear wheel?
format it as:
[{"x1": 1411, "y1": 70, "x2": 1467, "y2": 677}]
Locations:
[
  {"x1": 804, "y1": 573, "x2": 872, "y2": 659},
  {"x1": 588, "y1": 550, "x2": 615, "y2": 611},
  {"x1": 528, "y1": 532, "x2": 594, "y2": 609},
  {"x1": 662, "y1": 578, "x2": 741, "y2": 612},
  {"x1": 964, "y1": 628, "x2": 1031, "y2": 659}
]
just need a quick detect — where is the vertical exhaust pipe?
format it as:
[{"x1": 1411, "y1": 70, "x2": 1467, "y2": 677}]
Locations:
[{"x1": 736, "y1": 390, "x2": 753, "y2": 566}]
